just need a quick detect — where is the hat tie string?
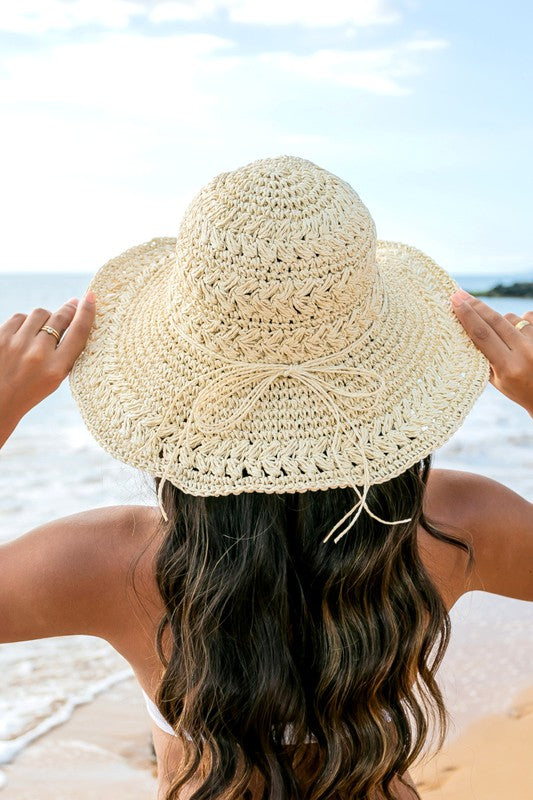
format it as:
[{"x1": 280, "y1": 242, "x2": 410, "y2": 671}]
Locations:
[{"x1": 154, "y1": 328, "x2": 412, "y2": 542}]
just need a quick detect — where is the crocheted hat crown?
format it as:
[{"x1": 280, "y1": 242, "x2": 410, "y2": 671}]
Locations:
[{"x1": 171, "y1": 156, "x2": 378, "y2": 361}]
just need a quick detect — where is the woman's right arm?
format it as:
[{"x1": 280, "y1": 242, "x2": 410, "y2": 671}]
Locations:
[{"x1": 448, "y1": 290, "x2": 533, "y2": 602}]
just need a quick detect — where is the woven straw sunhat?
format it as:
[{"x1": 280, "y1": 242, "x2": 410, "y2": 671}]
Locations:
[{"x1": 70, "y1": 155, "x2": 489, "y2": 542}]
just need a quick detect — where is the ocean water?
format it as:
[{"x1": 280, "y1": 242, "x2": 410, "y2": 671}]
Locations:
[
  {"x1": 0, "y1": 272, "x2": 532, "y2": 776},
  {"x1": 453, "y1": 271, "x2": 533, "y2": 293}
]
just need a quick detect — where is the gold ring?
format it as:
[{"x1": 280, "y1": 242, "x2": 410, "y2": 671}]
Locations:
[
  {"x1": 514, "y1": 319, "x2": 531, "y2": 331},
  {"x1": 39, "y1": 325, "x2": 61, "y2": 344}
]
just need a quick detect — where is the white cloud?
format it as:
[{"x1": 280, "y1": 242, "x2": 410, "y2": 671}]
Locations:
[
  {"x1": 149, "y1": 1, "x2": 217, "y2": 23},
  {"x1": 0, "y1": 26, "x2": 445, "y2": 127},
  {"x1": 0, "y1": 0, "x2": 144, "y2": 34},
  {"x1": 228, "y1": 0, "x2": 399, "y2": 27},
  {"x1": 0, "y1": 0, "x2": 402, "y2": 32},
  {"x1": 0, "y1": 32, "x2": 237, "y2": 270},
  {"x1": 145, "y1": 0, "x2": 400, "y2": 27},
  {"x1": 0, "y1": 18, "x2": 449, "y2": 271},
  {"x1": 148, "y1": 0, "x2": 400, "y2": 27},
  {"x1": 258, "y1": 38, "x2": 448, "y2": 95},
  {"x1": 0, "y1": 32, "x2": 233, "y2": 117}
]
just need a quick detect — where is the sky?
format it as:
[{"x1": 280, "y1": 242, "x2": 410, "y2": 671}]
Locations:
[{"x1": 1, "y1": 0, "x2": 532, "y2": 275}]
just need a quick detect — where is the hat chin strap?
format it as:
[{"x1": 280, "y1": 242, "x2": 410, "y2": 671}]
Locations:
[
  {"x1": 321, "y1": 463, "x2": 413, "y2": 544},
  {"x1": 149, "y1": 326, "x2": 413, "y2": 542}
]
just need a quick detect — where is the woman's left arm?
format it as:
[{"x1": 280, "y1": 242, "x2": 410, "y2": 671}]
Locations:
[
  {"x1": 0, "y1": 292, "x2": 96, "y2": 447},
  {"x1": 0, "y1": 292, "x2": 144, "y2": 644}
]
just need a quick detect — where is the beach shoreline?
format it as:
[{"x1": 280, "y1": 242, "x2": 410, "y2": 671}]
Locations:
[
  {"x1": 0, "y1": 677, "x2": 158, "y2": 799},
  {"x1": 2, "y1": 678, "x2": 533, "y2": 798}
]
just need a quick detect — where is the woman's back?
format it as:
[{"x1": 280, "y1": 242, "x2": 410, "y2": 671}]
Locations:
[
  {"x1": 118, "y1": 466, "x2": 533, "y2": 799},
  {"x1": 4, "y1": 465, "x2": 522, "y2": 798}
]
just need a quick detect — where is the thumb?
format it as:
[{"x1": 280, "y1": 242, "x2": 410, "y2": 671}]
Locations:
[{"x1": 57, "y1": 291, "x2": 97, "y2": 371}]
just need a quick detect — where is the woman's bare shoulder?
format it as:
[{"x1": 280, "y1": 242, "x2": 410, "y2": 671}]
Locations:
[
  {"x1": 422, "y1": 468, "x2": 533, "y2": 606},
  {"x1": 0, "y1": 504, "x2": 162, "y2": 645}
]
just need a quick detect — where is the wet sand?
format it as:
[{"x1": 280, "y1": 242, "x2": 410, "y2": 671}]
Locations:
[
  {"x1": 0, "y1": 677, "x2": 157, "y2": 799},
  {"x1": 2, "y1": 679, "x2": 533, "y2": 799},
  {"x1": 412, "y1": 684, "x2": 533, "y2": 799}
]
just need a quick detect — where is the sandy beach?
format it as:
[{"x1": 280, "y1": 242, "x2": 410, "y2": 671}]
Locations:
[
  {"x1": 1, "y1": 678, "x2": 533, "y2": 799},
  {"x1": 0, "y1": 677, "x2": 157, "y2": 799},
  {"x1": 412, "y1": 684, "x2": 533, "y2": 799}
]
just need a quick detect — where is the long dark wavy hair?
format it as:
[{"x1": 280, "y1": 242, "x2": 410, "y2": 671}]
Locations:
[{"x1": 149, "y1": 454, "x2": 473, "y2": 800}]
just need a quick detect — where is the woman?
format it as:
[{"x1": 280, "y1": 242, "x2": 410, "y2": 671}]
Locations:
[{"x1": 0, "y1": 156, "x2": 532, "y2": 800}]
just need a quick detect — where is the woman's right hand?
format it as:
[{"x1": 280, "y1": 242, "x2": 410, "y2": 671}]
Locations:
[{"x1": 450, "y1": 289, "x2": 533, "y2": 416}]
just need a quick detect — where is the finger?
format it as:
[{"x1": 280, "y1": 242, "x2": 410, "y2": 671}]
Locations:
[
  {"x1": 460, "y1": 294, "x2": 525, "y2": 350},
  {"x1": 35, "y1": 298, "x2": 78, "y2": 347},
  {"x1": 451, "y1": 295, "x2": 511, "y2": 365},
  {"x1": 520, "y1": 310, "x2": 533, "y2": 332},
  {"x1": 18, "y1": 307, "x2": 52, "y2": 338},
  {"x1": 0, "y1": 312, "x2": 28, "y2": 337},
  {"x1": 503, "y1": 312, "x2": 533, "y2": 337},
  {"x1": 55, "y1": 292, "x2": 96, "y2": 371}
]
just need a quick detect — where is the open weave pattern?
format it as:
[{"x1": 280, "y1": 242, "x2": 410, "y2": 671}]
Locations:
[{"x1": 69, "y1": 156, "x2": 490, "y2": 540}]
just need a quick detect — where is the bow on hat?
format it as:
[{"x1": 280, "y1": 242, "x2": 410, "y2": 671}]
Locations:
[{"x1": 149, "y1": 326, "x2": 412, "y2": 543}]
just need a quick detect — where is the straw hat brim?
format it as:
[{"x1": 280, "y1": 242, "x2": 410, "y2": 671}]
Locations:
[{"x1": 69, "y1": 237, "x2": 490, "y2": 496}]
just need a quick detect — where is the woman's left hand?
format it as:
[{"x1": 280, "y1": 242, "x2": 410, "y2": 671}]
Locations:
[{"x1": 0, "y1": 292, "x2": 96, "y2": 446}]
